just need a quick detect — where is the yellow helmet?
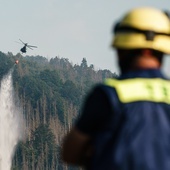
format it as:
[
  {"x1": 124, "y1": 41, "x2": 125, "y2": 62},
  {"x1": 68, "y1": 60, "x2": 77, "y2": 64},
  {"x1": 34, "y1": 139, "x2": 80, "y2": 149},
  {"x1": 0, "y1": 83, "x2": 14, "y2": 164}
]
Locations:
[{"x1": 112, "y1": 7, "x2": 170, "y2": 54}]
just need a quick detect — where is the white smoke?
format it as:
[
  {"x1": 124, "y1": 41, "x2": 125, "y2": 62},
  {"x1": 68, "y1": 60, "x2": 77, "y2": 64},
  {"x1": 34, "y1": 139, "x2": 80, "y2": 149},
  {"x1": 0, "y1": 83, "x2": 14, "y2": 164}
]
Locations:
[{"x1": 0, "y1": 69, "x2": 23, "y2": 170}]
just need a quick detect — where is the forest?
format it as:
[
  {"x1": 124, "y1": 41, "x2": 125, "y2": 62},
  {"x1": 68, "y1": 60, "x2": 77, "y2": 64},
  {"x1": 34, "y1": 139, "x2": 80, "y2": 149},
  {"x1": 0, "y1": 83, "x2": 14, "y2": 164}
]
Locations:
[{"x1": 0, "y1": 51, "x2": 117, "y2": 170}]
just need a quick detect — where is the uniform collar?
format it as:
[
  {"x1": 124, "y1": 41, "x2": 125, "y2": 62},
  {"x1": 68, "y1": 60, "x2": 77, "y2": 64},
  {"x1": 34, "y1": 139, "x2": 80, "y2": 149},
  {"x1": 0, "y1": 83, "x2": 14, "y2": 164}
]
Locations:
[{"x1": 119, "y1": 69, "x2": 166, "y2": 79}]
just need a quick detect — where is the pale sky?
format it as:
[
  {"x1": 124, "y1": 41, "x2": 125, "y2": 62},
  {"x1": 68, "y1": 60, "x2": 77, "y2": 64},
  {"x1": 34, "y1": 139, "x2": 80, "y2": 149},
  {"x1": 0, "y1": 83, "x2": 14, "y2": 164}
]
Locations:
[{"x1": 0, "y1": 0, "x2": 170, "y2": 75}]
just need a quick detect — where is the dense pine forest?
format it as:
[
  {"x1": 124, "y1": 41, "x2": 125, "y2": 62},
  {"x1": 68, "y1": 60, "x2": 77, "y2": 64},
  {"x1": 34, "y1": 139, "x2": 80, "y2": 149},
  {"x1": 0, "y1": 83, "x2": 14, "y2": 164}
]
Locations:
[{"x1": 0, "y1": 51, "x2": 117, "y2": 170}]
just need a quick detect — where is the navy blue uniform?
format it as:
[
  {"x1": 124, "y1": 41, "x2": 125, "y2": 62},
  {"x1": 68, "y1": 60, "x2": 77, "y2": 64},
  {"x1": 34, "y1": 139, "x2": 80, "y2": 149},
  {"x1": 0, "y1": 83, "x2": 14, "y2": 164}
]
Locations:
[{"x1": 76, "y1": 69, "x2": 170, "y2": 170}]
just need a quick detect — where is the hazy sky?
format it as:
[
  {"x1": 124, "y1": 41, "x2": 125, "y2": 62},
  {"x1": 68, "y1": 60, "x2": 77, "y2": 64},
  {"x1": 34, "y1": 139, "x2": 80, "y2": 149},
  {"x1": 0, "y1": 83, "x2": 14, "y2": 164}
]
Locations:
[{"x1": 0, "y1": 0, "x2": 170, "y2": 75}]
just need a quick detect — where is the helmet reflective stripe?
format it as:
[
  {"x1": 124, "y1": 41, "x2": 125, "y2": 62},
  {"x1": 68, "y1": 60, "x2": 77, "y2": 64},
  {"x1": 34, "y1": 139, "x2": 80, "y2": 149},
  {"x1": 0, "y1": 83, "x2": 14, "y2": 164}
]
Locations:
[
  {"x1": 112, "y1": 7, "x2": 170, "y2": 54},
  {"x1": 104, "y1": 78, "x2": 170, "y2": 104}
]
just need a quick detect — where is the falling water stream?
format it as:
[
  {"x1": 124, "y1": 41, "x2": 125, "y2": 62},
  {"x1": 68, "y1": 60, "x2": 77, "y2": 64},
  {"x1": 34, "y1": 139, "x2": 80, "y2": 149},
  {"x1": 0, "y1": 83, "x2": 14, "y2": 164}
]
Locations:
[{"x1": 0, "y1": 69, "x2": 23, "y2": 170}]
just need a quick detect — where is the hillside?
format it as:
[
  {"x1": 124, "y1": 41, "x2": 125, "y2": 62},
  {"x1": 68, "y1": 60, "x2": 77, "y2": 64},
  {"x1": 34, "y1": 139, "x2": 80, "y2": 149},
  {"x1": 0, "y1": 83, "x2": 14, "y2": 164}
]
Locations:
[{"x1": 0, "y1": 51, "x2": 117, "y2": 170}]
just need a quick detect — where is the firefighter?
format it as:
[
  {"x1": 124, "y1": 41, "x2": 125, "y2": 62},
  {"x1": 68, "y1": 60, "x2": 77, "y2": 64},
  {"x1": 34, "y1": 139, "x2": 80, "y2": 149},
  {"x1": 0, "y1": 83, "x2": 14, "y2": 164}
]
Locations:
[{"x1": 61, "y1": 7, "x2": 170, "y2": 170}]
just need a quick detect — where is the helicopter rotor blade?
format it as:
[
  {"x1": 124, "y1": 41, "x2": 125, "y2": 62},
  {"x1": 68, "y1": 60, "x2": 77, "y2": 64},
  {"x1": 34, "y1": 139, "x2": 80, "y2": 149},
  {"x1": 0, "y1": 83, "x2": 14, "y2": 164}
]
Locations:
[
  {"x1": 27, "y1": 45, "x2": 37, "y2": 48},
  {"x1": 19, "y1": 39, "x2": 26, "y2": 45},
  {"x1": 15, "y1": 41, "x2": 23, "y2": 45},
  {"x1": 27, "y1": 46, "x2": 34, "y2": 50}
]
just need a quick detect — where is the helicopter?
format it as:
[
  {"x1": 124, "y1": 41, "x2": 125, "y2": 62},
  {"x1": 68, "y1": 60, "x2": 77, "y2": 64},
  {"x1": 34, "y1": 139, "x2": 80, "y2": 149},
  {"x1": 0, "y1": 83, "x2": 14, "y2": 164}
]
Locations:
[{"x1": 16, "y1": 39, "x2": 37, "y2": 53}]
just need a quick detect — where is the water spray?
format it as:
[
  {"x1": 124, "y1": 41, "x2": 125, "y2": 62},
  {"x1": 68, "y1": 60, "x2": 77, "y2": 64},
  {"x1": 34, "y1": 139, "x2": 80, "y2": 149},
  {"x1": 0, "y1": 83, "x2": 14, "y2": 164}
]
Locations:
[{"x1": 0, "y1": 69, "x2": 23, "y2": 170}]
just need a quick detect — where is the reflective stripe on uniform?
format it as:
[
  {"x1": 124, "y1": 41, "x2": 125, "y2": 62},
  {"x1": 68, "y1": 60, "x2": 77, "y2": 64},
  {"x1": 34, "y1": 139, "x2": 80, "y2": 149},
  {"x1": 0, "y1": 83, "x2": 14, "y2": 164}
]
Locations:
[{"x1": 104, "y1": 78, "x2": 170, "y2": 104}]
